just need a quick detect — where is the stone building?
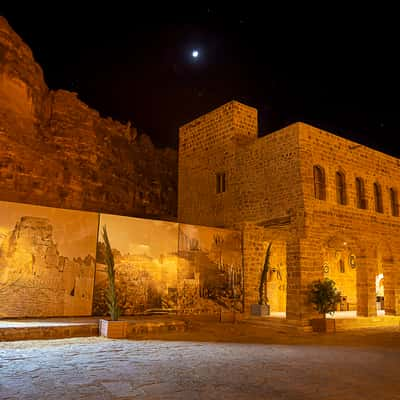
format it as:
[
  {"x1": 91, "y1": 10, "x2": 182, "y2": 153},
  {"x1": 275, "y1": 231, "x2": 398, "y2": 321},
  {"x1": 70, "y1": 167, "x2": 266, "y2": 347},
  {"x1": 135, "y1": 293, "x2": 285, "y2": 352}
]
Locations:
[
  {"x1": 2, "y1": 16, "x2": 400, "y2": 326},
  {"x1": 178, "y1": 101, "x2": 400, "y2": 325}
]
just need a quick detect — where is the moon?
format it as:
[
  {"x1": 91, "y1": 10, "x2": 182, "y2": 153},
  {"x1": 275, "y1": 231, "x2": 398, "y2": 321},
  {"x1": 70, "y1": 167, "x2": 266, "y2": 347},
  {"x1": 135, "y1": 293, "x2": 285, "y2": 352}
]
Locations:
[{"x1": 192, "y1": 50, "x2": 199, "y2": 58}]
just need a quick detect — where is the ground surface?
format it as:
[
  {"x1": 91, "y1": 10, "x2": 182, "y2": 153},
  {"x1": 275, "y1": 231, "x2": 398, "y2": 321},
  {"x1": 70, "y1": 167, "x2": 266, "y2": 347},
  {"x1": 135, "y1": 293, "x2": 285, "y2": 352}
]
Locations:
[{"x1": 1, "y1": 318, "x2": 400, "y2": 399}]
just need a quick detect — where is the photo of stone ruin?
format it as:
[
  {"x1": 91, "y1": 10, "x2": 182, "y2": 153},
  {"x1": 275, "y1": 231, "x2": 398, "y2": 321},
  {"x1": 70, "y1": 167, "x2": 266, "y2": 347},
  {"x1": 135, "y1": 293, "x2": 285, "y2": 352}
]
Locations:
[
  {"x1": 92, "y1": 214, "x2": 243, "y2": 316},
  {"x1": 93, "y1": 214, "x2": 179, "y2": 316},
  {"x1": 0, "y1": 200, "x2": 97, "y2": 317},
  {"x1": 178, "y1": 224, "x2": 243, "y2": 313}
]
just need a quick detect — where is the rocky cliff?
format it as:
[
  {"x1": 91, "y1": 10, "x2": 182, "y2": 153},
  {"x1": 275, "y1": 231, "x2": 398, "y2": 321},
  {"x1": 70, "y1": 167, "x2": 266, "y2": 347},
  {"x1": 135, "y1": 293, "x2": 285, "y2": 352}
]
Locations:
[{"x1": 0, "y1": 16, "x2": 177, "y2": 219}]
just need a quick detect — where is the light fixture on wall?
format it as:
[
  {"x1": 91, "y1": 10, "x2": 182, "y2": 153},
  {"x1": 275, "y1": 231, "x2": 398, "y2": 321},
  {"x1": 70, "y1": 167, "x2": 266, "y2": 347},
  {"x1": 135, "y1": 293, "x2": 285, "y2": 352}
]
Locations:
[
  {"x1": 323, "y1": 262, "x2": 329, "y2": 273},
  {"x1": 349, "y1": 254, "x2": 356, "y2": 268}
]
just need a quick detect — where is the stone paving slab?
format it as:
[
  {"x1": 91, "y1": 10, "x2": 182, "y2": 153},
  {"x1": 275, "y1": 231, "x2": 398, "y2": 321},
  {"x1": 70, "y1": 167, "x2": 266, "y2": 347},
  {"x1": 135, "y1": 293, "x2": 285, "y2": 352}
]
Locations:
[{"x1": 1, "y1": 336, "x2": 400, "y2": 399}]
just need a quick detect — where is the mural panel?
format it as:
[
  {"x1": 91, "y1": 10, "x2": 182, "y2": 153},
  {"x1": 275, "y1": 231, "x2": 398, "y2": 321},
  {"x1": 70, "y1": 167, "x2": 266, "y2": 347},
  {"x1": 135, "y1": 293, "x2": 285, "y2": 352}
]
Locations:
[
  {"x1": 178, "y1": 224, "x2": 243, "y2": 313},
  {"x1": 93, "y1": 214, "x2": 179, "y2": 316},
  {"x1": 93, "y1": 217, "x2": 243, "y2": 315},
  {"x1": 0, "y1": 200, "x2": 98, "y2": 317}
]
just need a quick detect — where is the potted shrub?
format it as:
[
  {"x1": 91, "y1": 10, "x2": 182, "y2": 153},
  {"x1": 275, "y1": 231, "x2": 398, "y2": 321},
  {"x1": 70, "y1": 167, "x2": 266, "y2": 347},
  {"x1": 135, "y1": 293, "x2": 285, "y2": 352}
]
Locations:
[
  {"x1": 251, "y1": 241, "x2": 272, "y2": 316},
  {"x1": 308, "y1": 278, "x2": 341, "y2": 332},
  {"x1": 99, "y1": 225, "x2": 128, "y2": 339}
]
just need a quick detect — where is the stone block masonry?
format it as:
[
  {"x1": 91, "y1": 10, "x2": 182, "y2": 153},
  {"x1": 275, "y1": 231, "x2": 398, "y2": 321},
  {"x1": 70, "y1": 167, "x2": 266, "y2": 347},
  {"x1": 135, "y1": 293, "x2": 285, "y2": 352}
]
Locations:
[
  {"x1": 298, "y1": 124, "x2": 400, "y2": 317},
  {"x1": 178, "y1": 101, "x2": 259, "y2": 228},
  {"x1": 0, "y1": 16, "x2": 177, "y2": 219},
  {"x1": 3, "y1": 14, "x2": 400, "y2": 326},
  {"x1": 179, "y1": 100, "x2": 400, "y2": 324}
]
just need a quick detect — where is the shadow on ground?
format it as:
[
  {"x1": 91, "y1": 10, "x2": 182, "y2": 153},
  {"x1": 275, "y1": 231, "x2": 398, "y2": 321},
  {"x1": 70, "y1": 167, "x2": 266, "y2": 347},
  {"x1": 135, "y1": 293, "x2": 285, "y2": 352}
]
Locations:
[{"x1": 126, "y1": 315, "x2": 400, "y2": 349}]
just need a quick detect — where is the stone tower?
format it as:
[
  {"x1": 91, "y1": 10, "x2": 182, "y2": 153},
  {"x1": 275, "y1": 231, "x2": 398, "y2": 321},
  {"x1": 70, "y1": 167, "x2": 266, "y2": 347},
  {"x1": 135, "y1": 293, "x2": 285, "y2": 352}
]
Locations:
[{"x1": 178, "y1": 101, "x2": 258, "y2": 227}]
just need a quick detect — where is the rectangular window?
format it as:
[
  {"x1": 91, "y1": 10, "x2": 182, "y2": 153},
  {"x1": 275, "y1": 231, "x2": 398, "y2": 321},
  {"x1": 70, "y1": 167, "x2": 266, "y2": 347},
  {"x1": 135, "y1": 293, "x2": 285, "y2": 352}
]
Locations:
[
  {"x1": 374, "y1": 182, "x2": 383, "y2": 213},
  {"x1": 313, "y1": 165, "x2": 326, "y2": 200},
  {"x1": 216, "y1": 172, "x2": 226, "y2": 194},
  {"x1": 355, "y1": 177, "x2": 367, "y2": 209},
  {"x1": 336, "y1": 171, "x2": 346, "y2": 205}
]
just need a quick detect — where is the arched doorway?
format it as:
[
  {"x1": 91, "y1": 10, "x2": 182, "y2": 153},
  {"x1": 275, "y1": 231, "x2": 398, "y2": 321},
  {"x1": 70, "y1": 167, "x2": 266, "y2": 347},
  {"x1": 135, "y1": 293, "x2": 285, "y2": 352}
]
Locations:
[
  {"x1": 375, "y1": 271, "x2": 384, "y2": 315},
  {"x1": 376, "y1": 241, "x2": 395, "y2": 315},
  {"x1": 322, "y1": 235, "x2": 358, "y2": 317},
  {"x1": 266, "y1": 241, "x2": 286, "y2": 316}
]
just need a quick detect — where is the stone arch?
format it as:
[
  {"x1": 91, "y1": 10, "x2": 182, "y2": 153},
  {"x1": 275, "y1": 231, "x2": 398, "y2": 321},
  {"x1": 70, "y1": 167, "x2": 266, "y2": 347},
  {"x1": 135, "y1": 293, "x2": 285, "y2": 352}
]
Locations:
[
  {"x1": 376, "y1": 240, "x2": 396, "y2": 314},
  {"x1": 265, "y1": 240, "x2": 287, "y2": 314},
  {"x1": 261, "y1": 229, "x2": 288, "y2": 315},
  {"x1": 325, "y1": 234, "x2": 359, "y2": 253},
  {"x1": 322, "y1": 233, "x2": 360, "y2": 315},
  {"x1": 376, "y1": 240, "x2": 393, "y2": 263}
]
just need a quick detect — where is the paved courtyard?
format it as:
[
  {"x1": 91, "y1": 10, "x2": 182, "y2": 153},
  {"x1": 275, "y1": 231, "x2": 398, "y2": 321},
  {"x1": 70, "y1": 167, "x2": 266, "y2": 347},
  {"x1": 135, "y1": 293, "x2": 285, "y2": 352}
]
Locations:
[{"x1": 1, "y1": 324, "x2": 400, "y2": 400}]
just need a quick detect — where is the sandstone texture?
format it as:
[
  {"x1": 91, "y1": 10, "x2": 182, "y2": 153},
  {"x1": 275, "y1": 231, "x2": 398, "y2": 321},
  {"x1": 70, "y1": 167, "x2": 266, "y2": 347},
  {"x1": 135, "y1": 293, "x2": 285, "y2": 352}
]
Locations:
[
  {"x1": 0, "y1": 16, "x2": 177, "y2": 219},
  {"x1": 179, "y1": 101, "x2": 400, "y2": 324},
  {"x1": 0, "y1": 216, "x2": 95, "y2": 317}
]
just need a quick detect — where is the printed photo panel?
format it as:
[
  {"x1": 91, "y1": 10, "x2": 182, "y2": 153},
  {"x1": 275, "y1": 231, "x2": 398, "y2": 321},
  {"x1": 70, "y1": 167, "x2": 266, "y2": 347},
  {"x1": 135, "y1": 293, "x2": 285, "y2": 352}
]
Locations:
[
  {"x1": 0, "y1": 200, "x2": 98, "y2": 317},
  {"x1": 94, "y1": 214, "x2": 179, "y2": 316},
  {"x1": 178, "y1": 224, "x2": 243, "y2": 313}
]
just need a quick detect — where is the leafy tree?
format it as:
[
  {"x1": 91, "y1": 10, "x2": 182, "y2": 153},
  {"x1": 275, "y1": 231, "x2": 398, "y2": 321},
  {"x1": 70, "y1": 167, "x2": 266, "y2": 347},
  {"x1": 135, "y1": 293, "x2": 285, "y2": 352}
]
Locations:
[{"x1": 309, "y1": 278, "x2": 341, "y2": 317}]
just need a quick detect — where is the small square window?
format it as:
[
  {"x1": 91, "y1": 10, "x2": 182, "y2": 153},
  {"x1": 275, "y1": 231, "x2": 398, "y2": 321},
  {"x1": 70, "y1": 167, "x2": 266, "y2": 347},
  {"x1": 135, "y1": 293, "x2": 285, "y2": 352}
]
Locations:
[{"x1": 216, "y1": 172, "x2": 226, "y2": 194}]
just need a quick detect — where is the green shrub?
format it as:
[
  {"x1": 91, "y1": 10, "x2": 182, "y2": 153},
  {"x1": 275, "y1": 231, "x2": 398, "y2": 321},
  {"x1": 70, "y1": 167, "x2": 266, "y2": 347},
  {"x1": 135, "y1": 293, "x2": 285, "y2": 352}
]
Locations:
[
  {"x1": 309, "y1": 278, "x2": 341, "y2": 316},
  {"x1": 102, "y1": 225, "x2": 121, "y2": 321}
]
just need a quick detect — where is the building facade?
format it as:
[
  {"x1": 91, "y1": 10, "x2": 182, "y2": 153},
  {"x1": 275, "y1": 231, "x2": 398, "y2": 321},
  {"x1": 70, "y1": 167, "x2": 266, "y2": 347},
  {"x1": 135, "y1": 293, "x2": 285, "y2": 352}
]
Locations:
[{"x1": 178, "y1": 101, "x2": 400, "y2": 325}]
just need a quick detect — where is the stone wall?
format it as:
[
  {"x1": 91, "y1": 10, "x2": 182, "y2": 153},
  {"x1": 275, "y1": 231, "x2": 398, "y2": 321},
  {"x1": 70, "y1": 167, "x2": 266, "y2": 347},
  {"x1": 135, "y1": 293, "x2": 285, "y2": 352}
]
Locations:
[
  {"x1": 298, "y1": 123, "x2": 400, "y2": 317},
  {"x1": 0, "y1": 16, "x2": 177, "y2": 219},
  {"x1": 178, "y1": 101, "x2": 305, "y2": 230},
  {"x1": 179, "y1": 101, "x2": 400, "y2": 323},
  {"x1": 0, "y1": 199, "x2": 243, "y2": 318},
  {"x1": 178, "y1": 101, "x2": 258, "y2": 227},
  {"x1": 178, "y1": 102, "x2": 308, "y2": 321},
  {"x1": 231, "y1": 124, "x2": 305, "y2": 228},
  {"x1": 240, "y1": 223, "x2": 287, "y2": 314}
]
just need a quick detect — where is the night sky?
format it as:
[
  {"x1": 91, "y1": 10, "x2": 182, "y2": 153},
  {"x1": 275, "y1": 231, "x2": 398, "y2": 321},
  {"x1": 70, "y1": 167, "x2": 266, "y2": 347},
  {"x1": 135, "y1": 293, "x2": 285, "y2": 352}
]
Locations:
[{"x1": 1, "y1": 5, "x2": 398, "y2": 156}]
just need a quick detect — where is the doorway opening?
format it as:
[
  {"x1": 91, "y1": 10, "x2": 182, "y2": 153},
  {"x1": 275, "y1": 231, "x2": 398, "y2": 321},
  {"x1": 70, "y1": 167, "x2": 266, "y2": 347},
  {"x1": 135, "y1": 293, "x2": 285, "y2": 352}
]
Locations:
[{"x1": 376, "y1": 272, "x2": 385, "y2": 316}]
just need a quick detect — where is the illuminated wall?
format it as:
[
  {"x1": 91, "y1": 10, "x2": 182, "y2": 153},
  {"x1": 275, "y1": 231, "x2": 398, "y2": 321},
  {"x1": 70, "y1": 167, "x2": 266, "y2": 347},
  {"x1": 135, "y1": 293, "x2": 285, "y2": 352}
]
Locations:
[
  {"x1": 0, "y1": 200, "x2": 243, "y2": 318},
  {"x1": 93, "y1": 216, "x2": 243, "y2": 316},
  {"x1": 322, "y1": 243, "x2": 357, "y2": 309},
  {"x1": 0, "y1": 200, "x2": 97, "y2": 317},
  {"x1": 266, "y1": 241, "x2": 287, "y2": 313},
  {"x1": 93, "y1": 214, "x2": 179, "y2": 315},
  {"x1": 178, "y1": 224, "x2": 243, "y2": 313}
]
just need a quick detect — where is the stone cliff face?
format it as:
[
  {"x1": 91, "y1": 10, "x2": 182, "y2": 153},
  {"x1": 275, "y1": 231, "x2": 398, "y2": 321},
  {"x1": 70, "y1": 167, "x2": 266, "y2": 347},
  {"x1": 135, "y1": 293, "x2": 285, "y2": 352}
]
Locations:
[
  {"x1": 0, "y1": 216, "x2": 95, "y2": 317},
  {"x1": 0, "y1": 16, "x2": 177, "y2": 219}
]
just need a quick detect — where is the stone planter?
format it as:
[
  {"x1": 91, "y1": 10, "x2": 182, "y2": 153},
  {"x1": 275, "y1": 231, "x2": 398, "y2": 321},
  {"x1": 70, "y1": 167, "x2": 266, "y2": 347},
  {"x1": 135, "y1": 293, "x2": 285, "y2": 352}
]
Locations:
[
  {"x1": 310, "y1": 318, "x2": 336, "y2": 333},
  {"x1": 220, "y1": 309, "x2": 237, "y2": 323},
  {"x1": 99, "y1": 319, "x2": 128, "y2": 339},
  {"x1": 250, "y1": 304, "x2": 270, "y2": 317}
]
